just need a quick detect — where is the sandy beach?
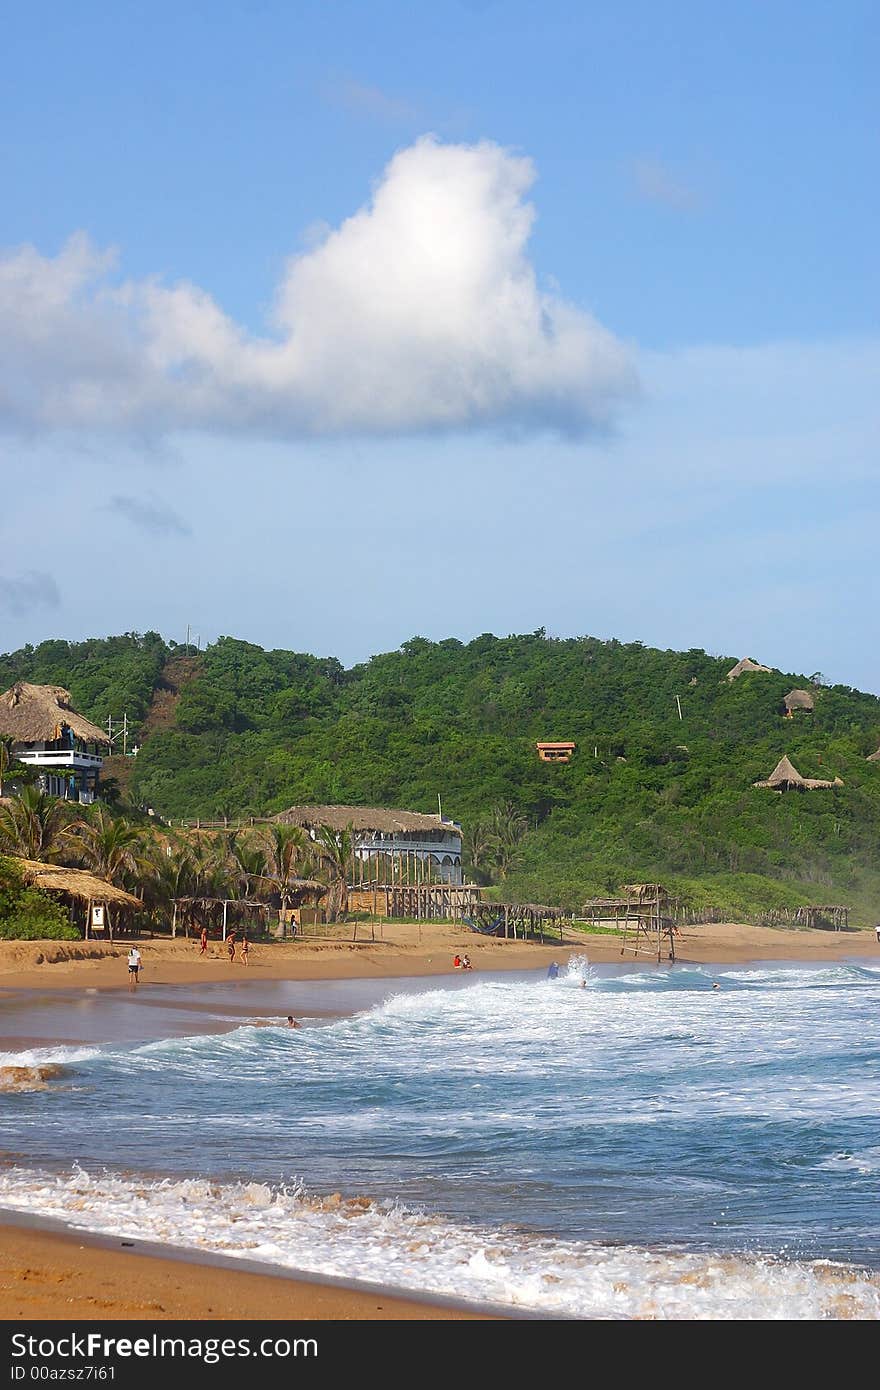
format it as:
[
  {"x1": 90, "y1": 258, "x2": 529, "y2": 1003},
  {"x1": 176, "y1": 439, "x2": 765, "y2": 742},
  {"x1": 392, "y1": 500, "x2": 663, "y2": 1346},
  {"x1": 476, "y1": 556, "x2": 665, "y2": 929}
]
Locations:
[
  {"x1": 2, "y1": 920, "x2": 877, "y2": 1322},
  {"x1": 1, "y1": 919, "x2": 876, "y2": 992},
  {"x1": 0, "y1": 1221, "x2": 493, "y2": 1321}
]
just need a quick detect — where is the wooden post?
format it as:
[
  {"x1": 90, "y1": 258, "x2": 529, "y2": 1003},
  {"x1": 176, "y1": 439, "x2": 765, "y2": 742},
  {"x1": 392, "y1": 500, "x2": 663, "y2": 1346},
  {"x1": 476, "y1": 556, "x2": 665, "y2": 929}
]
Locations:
[{"x1": 222, "y1": 899, "x2": 228, "y2": 942}]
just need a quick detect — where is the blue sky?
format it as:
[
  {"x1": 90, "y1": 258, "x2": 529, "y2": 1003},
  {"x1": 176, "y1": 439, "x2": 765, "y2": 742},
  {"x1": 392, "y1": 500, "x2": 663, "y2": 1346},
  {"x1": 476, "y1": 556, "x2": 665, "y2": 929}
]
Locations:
[{"x1": 1, "y1": 1, "x2": 878, "y2": 689}]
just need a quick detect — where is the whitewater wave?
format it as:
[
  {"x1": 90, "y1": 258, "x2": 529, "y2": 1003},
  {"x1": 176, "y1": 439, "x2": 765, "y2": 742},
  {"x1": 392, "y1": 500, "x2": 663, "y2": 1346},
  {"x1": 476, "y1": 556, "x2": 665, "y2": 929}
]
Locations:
[
  {"x1": 0, "y1": 1045, "x2": 99, "y2": 1068},
  {"x1": 0, "y1": 1165, "x2": 876, "y2": 1319}
]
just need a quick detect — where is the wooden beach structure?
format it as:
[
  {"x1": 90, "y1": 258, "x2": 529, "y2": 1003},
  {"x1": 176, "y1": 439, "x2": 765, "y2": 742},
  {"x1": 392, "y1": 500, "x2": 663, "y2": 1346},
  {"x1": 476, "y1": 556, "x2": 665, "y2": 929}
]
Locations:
[
  {"x1": 16, "y1": 858, "x2": 141, "y2": 939},
  {"x1": 578, "y1": 883, "x2": 677, "y2": 962},
  {"x1": 754, "y1": 755, "x2": 843, "y2": 791},
  {"x1": 171, "y1": 879, "x2": 326, "y2": 939},
  {"x1": 349, "y1": 881, "x2": 482, "y2": 923},
  {"x1": 464, "y1": 900, "x2": 569, "y2": 942}
]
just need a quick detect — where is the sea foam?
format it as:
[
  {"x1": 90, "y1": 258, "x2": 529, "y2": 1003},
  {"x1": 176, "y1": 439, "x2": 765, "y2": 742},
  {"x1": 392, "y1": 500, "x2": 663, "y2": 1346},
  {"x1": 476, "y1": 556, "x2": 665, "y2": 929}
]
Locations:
[{"x1": 0, "y1": 1165, "x2": 876, "y2": 1319}]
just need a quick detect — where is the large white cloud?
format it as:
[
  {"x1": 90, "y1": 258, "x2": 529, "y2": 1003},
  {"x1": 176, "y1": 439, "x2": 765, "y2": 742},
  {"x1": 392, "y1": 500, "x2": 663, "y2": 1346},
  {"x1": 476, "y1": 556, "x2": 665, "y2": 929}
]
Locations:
[{"x1": 0, "y1": 137, "x2": 635, "y2": 438}]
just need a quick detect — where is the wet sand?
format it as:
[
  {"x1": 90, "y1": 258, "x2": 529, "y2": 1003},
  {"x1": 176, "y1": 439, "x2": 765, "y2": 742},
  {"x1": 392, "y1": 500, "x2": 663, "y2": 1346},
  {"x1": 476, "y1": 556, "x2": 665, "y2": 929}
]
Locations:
[{"x1": 0, "y1": 1219, "x2": 494, "y2": 1320}]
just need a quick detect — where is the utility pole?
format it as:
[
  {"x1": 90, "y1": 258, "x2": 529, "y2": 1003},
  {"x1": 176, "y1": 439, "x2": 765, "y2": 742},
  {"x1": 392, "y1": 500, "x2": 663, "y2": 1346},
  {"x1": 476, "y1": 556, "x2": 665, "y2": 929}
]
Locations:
[
  {"x1": 106, "y1": 714, "x2": 133, "y2": 755},
  {"x1": 675, "y1": 695, "x2": 683, "y2": 721}
]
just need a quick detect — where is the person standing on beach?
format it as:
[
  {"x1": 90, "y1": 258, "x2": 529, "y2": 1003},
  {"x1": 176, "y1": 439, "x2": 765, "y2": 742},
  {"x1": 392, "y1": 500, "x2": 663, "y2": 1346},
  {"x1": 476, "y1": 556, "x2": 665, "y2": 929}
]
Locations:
[
  {"x1": 199, "y1": 926, "x2": 208, "y2": 955},
  {"x1": 241, "y1": 935, "x2": 250, "y2": 966},
  {"x1": 227, "y1": 932, "x2": 237, "y2": 963},
  {"x1": 127, "y1": 946, "x2": 142, "y2": 991}
]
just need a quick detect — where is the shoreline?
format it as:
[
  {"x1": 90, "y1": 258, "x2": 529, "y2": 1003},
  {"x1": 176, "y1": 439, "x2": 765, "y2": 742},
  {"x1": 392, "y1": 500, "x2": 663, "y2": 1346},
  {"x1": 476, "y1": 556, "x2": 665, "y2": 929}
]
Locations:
[
  {"x1": 0, "y1": 1213, "x2": 499, "y2": 1321},
  {"x1": 2, "y1": 923, "x2": 878, "y2": 1322},
  {"x1": 0, "y1": 920, "x2": 876, "y2": 994}
]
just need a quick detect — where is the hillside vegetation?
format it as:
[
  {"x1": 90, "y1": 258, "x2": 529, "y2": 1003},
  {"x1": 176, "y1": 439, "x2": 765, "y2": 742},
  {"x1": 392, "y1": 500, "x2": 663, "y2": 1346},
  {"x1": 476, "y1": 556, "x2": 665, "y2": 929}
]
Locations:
[{"x1": 3, "y1": 630, "x2": 880, "y2": 921}]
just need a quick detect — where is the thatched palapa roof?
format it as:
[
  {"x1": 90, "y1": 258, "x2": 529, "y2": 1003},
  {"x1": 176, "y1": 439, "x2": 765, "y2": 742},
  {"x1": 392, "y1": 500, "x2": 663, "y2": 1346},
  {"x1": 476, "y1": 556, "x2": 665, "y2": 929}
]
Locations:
[
  {"x1": 866, "y1": 746, "x2": 880, "y2": 762},
  {"x1": 0, "y1": 683, "x2": 109, "y2": 745},
  {"x1": 275, "y1": 805, "x2": 461, "y2": 837},
  {"x1": 15, "y1": 858, "x2": 140, "y2": 907},
  {"x1": 754, "y1": 755, "x2": 843, "y2": 791},
  {"x1": 783, "y1": 688, "x2": 815, "y2": 713},
  {"x1": 727, "y1": 657, "x2": 774, "y2": 682}
]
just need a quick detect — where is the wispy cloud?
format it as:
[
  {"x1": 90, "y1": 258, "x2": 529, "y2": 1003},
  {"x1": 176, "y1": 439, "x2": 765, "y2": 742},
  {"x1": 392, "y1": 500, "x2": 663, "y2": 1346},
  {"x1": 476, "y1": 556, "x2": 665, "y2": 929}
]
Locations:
[
  {"x1": 105, "y1": 494, "x2": 191, "y2": 536},
  {"x1": 326, "y1": 78, "x2": 418, "y2": 123},
  {"x1": 632, "y1": 157, "x2": 698, "y2": 211},
  {"x1": 0, "y1": 138, "x2": 636, "y2": 441},
  {"x1": 0, "y1": 570, "x2": 60, "y2": 615}
]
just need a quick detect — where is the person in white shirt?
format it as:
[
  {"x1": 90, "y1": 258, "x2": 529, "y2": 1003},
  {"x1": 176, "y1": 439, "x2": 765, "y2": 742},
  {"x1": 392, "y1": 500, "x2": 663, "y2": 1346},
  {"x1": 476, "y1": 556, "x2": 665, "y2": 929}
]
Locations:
[{"x1": 127, "y1": 946, "x2": 142, "y2": 990}]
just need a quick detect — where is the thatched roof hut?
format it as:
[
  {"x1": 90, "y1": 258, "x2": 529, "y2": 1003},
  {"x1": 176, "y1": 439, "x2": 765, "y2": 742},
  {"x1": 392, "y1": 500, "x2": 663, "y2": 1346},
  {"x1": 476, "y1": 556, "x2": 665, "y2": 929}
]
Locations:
[
  {"x1": 275, "y1": 805, "x2": 459, "y2": 837},
  {"x1": 754, "y1": 755, "x2": 842, "y2": 791},
  {"x1": 783, "y1": 688, "x2": 815, "y2": 714},
  {"x1": 726, "y1": 657, "x2": 774, "y2": 682},
  {"x1": 15, "y1": 858, "x2": 140, "y2": 907},
  {"x1": 866, "y1": 746, "x2": 880, "y2": 762},
  {"x1": 0, "y1": 683, "x2": 109, "y2": 745},
  {"x1": 620, "y1": 882, "x2": 670, "y2": 898}
]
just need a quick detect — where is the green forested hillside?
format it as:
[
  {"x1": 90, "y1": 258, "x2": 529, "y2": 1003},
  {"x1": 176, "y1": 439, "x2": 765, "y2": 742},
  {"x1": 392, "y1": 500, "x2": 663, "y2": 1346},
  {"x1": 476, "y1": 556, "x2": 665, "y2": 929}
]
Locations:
[{"x1": 3, "y1": 631, "x2": 880, "y2": 919}]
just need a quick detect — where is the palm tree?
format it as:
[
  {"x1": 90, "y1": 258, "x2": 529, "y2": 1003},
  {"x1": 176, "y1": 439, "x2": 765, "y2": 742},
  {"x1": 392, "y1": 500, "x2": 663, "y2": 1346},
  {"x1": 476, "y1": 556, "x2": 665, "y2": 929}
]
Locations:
[
  {"x1": 488, "y1": 802, "x2": 528, "y2": 881},
  {"x1": 0, "y1": 738, "x2": 12, "y2": 797},
  {"x1": 313, "y1": 823, "x2": 354, "y2": 923},
  {"x1": 140, "y1": 836, "x2": 195, "y2": 936},
  {"x1": 228, "y1": 831, "x2": 268, "y2": 900},
  {"x1": 0, "y1": 786, "x2": 74, "y2": 861},
  {"x1": 73, "y1": 808, "x2": 148, "y2": 885},
  {"x1": 72, "y1": 808, "x2": 152, "y2": 938},
  {"x1": 257, "y1": 824, "x2": 309, "y2": 930},
  {"x1": 0, "y1": 738, "x2": 39, "y2": 795},
  {"x1": 463, "y1": 819, "x2": 492, "y2": 882}
]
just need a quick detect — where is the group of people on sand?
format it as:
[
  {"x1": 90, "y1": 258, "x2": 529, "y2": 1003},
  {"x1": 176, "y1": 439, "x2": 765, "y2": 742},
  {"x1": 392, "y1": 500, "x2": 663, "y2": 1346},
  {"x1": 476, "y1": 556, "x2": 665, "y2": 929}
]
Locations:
[
  {"x1": 225, "y1": 931, "x2": 250, "y2": 965},
  {"x1": 197, "y1": 926, "x2": 250, "y2": 964},
  {"x1": 452, "y1": 953, "x2": 472, "y2": 970}
]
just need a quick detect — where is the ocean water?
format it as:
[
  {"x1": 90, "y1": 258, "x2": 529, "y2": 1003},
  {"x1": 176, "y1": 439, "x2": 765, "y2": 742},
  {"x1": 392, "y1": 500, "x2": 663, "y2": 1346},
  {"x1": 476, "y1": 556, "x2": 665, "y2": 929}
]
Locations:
[{"x1": 2, "y1": 957, "x2": 880, "y2": 1319}]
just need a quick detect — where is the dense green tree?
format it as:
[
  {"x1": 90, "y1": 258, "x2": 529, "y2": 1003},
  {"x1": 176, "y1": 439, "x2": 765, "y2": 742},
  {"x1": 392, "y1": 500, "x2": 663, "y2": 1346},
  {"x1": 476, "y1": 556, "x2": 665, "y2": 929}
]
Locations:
[
  {"x1": 255, "y1": 824, "x2": 312, "y2": 920},
  {"x1": 0, "y1": 788, "x2": 76, "y2": 862},
  {"x1": 0, "y1": 856, "x2": 76, "y2": 939},
  {"x1": 5, "y1": 628, "x2": 880, "y2": 919},
  {"x1": 313, "y1": 825, "x2": 354, "y2": 921}
]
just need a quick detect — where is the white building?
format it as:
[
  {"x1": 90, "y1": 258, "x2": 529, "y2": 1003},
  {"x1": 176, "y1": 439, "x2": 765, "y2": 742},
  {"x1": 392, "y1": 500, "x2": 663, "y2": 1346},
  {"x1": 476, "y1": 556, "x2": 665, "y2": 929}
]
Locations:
[
  {"x1": 275, "y1": 804, "x2": 463, "y2": 884},
  {"x1": 0, "y1": 682, "x2": 109, "y2": 804}
]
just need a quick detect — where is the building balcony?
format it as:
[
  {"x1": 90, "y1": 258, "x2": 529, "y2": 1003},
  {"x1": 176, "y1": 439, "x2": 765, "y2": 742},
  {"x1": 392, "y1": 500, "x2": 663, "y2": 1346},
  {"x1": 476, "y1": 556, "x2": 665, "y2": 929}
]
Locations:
[{"x1": 17, "y1": 749, "x2": 104, "y2": 771}]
